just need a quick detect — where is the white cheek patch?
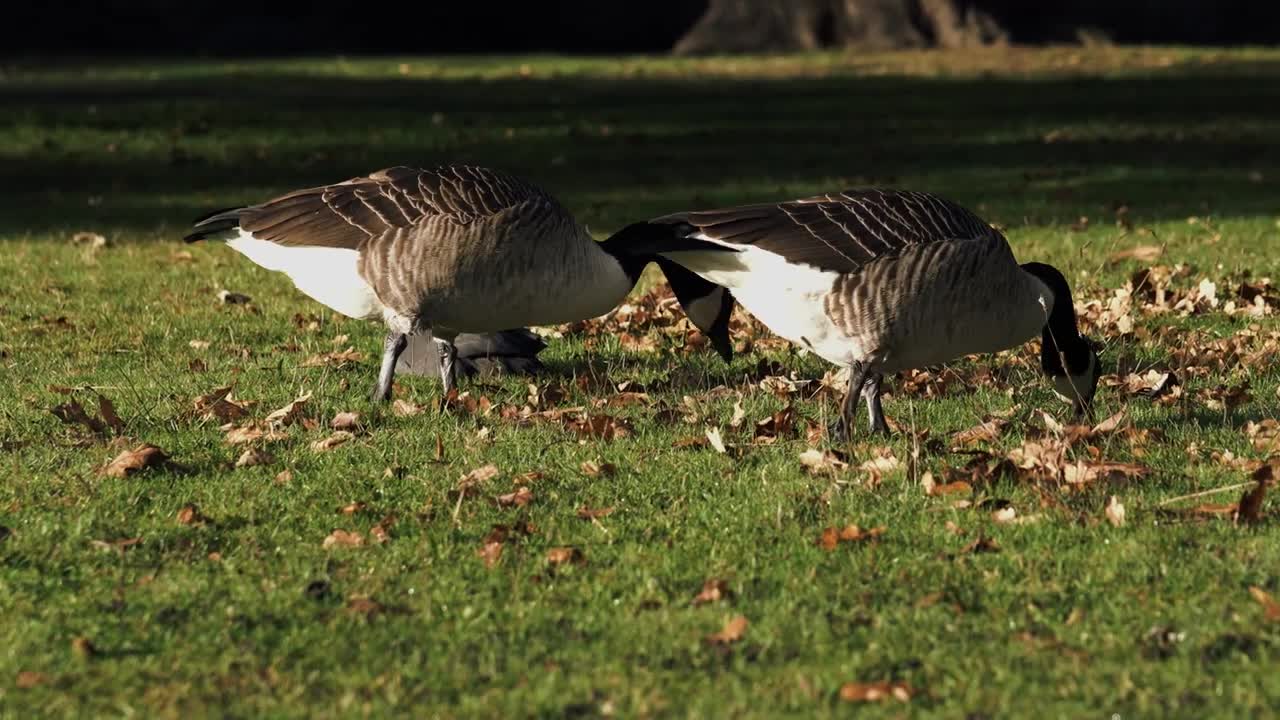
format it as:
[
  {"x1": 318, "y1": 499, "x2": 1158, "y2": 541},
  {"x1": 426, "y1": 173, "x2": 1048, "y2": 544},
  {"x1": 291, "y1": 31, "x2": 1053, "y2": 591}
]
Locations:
[{"x1": 1050, "y1": 352, "x2": 1097, "y2": 404}]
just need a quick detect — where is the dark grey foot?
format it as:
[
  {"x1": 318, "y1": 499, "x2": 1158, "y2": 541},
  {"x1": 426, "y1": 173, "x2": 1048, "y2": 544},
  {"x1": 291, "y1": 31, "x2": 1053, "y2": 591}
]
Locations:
[
  {"x1": 372, "y1": 332, "x2": 408, "y2": 402},
  {"x1": 862, "y1": 373, "x2": 890, "y2": 435},
  {"x1": 831, "y1": 362, "x2": 872, "y2": 444},
  {"x1": 436, "y1": 337, "x2": 458, "y2": 398}
]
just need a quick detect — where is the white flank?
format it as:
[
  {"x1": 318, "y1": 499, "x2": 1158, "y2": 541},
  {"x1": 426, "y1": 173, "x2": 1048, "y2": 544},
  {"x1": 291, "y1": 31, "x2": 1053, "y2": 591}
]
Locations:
[
  {"x1": 225, "y1": 230, "x2": 382, "y2": 320},
  {"x1": 660, "y1": 243, "x2": 858, "y2": 366}
]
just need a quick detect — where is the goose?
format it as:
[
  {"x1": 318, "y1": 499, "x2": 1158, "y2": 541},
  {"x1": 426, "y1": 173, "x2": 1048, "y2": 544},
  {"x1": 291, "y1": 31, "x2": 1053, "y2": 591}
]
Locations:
[
  {"x1": 184, "y1": 164, "x2": 734, "y2": 402},
  {"x1": 610, "y1": 189, "x2": 1100, "y2": 439}
]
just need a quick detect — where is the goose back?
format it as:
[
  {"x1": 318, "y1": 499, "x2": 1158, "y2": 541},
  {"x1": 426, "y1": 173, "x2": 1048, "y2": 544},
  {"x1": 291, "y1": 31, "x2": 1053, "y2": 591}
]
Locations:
[
  {"x1": 210, "y1": 165, "x2": 633, "y2": 335},
  {"x1": 652, "y1": 190, "x2": 1052, "y2": 371}
]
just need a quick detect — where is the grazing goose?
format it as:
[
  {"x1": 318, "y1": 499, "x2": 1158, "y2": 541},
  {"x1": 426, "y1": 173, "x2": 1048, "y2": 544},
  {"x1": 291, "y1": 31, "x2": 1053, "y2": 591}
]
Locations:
[
  {"x1": 184, "y1": 164, "x2": 732, "y2": 402},
  {"x1": 616, "y1": 189, "x2": 1100, "y2": 439}
]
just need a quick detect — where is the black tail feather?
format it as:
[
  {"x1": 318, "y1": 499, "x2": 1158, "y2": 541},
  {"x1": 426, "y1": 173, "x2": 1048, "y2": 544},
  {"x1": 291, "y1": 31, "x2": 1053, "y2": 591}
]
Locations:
[{"x1": 183, "y1": 207, "x2": 245, "y2": 243}]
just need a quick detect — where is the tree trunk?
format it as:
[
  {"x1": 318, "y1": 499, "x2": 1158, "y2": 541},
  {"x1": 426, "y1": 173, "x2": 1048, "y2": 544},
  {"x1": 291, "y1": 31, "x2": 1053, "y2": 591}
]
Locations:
[{"x1": 674, "y1": 0, "x2": 1008, "y2": 55}]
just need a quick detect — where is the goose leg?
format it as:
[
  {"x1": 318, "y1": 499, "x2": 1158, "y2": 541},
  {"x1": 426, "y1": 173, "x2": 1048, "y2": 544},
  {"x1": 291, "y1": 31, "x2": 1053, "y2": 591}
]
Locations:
[
  {"x1": 830, "y1": 362, "x2": 871, "y2": 443},
  {"x1": 372, "y1": 332, "x2": 409, "y2": 402},
  {"x1": 436, "y1": 337, "x2": 459, "y2": 397},
  {"x1": 862, "y1": 373, "x2": 889, "y2": 435}
]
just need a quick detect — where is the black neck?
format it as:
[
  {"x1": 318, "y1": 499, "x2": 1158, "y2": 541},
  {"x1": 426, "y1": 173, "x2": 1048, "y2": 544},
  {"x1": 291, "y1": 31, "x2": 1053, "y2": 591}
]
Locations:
[
  {"x1": 599, "y1": 222, "x2": 668, "y2": 285},
  {"x1": 1021, "y1": 262, "x2": 1089, "y2": 376}
]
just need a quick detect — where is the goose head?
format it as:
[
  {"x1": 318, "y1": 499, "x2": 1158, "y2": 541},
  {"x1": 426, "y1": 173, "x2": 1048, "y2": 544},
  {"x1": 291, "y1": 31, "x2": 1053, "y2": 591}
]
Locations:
[{"x1": 1021, "y1": 262, "x2": 1101, "y2": 418}]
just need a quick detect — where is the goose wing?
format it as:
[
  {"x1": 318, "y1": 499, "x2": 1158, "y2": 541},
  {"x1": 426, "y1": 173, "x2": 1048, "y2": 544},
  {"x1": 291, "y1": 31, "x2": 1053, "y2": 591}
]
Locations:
[
  {"x1": 652, "y1": 189, "x2": 999, "y2": 274},
  {"x1": 188, "y1": 165, "x2": 559, "y2": 248}
]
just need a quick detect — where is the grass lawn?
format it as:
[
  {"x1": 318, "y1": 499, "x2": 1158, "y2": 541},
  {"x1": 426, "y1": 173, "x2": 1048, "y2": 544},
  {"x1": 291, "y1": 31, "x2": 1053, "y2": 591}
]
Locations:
[{"x1": 2, "y1": 47, "x2": 1279, "y2": 717}]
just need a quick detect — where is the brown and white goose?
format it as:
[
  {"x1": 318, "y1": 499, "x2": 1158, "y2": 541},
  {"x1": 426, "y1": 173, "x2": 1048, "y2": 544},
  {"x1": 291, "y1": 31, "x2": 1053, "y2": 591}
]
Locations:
[
  {"x1": 616, "y1": 189, "x2": 1100, "y2": 439},
  {"x1": 185, "y1": 164, "x2": 732, "y2": 402}
]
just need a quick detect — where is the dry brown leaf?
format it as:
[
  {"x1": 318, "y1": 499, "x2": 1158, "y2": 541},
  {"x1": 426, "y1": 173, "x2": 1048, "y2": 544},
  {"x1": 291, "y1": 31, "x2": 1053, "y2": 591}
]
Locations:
[
  {"x1": 706, "y1": 614, "x2": 748, "y2": 645},
  {"x1": 223, "y1": 424, "x2": 287, "y2": 445},
  {"x1": 300, "y1": 348, "x2": 366, "y2": 368},
  {"x1": 569, "y1": 414, "x2": 632, "y2": 441},
  {"x1": 70, "y1": 637, "x2": 97, "y2": 660},
  {"x1": 89, "y1": 537, "x2": 141, "y2": 553},
  {"x1": 799, "y1": 448, "x2": 848, "y2": 475},
  {"x1": 961, "y1": 535, "x2": 1001, "y2": 554},
  {"x1": 1249, "y1": 586, "x2": 1280, "y2": 622},
  {"x1": 496, "y1": 486, "x2": 534, "y2": 508},
  {"x1": 51, "y1": 399, "x2": 109, "y2": 438},
  {"x1": 265, "y1": 393, "x2": 311, "y2": 427},
  {"x1": 1246, "y1": 420, "x2": 1280, "y2": 453},
  {"x1": 176, "y1": 503, "x2": 208, "y2": 526},
  {"x1": 1108, "y1": 245, "x2": 1163, "y2": 264},
  {"x1": 991, "y1": 507, "x2": 1018, "y2": 524},
  {"x1": 15, "y1": 670, "x2": 48, "y2": 688},
  {"x1": 322, "y1": 529, "x2": 364, "y2": 549},
  {"x1": 345, "y1": 596, "x2": 384, "y2": 617},
  {"x1": 820, "y1": 524, "x2": 884, "y2": 550},
  {"x1": 274, "y1": 469, "x2": 294, "y2": 484},
  {"x1": 860, "y1": 450, "x2": 901, "y2": 482},
  {"x1": 952, "y1": 419, "x2": 1008, "y2": 446},
  {"x1": 1237, "y1": 464, "x2": 1272, "y2": 524},
  {"x1": 310, "y1": 431, "x2": 354, "y2": 453},
  {"x1": 580, "y1": 461, "x2": 617, "y2": 478},
  {"x1": 391, "y1": 399, "x2": 426, "y2": 417},
  {"x1": 235, "y1": 447, "x2": 275, "y2": 468},
  {"x1": 1105, "y1": 495, "x2": 1126, "y2": 527},
  {"x1": 729, "y1": 400, "x2": 747, "y2": 428},
  {"x1": 188, "y1": 339, "x2": 211, "y2": 350},
  {"x1": 692, "y1": 578, "x2": 730, "y2": 606},
  {"x1": 458, "y1": 464, "x2": 500, "y2": 494},
  {"x1": 576, "y1": 505, "x2": 615, "y2": 520},
  {"x1": 330, "y1": 411, "x2": 361, "y2": 431},
  {"x1": 96, "y1": 395, "x2": 125, "y2": 435},
  {"x1": 339, "y1": 501, "x2": 368, "y2": 515},
  {"x1": 477, "y1": 528, "x2": 506, "y2": 567},
  {"x1": 370, "y1": 517, "x2": 393, "y2": 544},
  {"x1": 1091, "y1": 409, "x2": 1128, "y2": 435},
  {"x1": 546, "y1": 546, "x2": 585, "y2": 566},
  {"x1": 839, "y1": 681, "x2": 913, "y2": 703},
  {"x1": 102, "y1": 444, "x2": 170, "y2": 478}
]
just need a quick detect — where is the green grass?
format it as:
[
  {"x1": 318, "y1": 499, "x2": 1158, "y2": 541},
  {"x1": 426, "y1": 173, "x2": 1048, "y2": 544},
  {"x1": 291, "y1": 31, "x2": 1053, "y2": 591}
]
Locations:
[{"x1": 2, "y1": 47, "x2": 1279, "y2": 718}]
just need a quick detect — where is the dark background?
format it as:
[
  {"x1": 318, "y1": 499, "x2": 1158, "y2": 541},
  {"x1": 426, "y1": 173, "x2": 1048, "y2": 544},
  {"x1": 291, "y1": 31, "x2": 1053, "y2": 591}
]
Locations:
[{"x1": 6, "y1": 1, "x2": 1280, "y2": 57}]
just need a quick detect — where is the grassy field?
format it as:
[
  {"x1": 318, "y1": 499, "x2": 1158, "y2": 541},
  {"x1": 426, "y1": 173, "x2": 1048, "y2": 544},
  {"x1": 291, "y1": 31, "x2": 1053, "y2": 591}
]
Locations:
[{"x1": 2, "y1": 47, "x2": 1279, "y2": 717}]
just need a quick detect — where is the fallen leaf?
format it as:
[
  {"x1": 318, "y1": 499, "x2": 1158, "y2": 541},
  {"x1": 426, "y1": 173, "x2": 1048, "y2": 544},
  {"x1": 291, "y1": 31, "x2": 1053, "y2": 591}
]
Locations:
[
  {"x1": 860, "y1": 450, "x2": 900, "y2": 482},
  {"x1": 1091, "y1": 409, "x2": 1128, "y2": 435},
  {"x1": 820, "y1": 524, "x2": 885, "y2": 549},
  {"x1": 189, "y1": 339, "x2": 211, "y2": 350},
  {"x1": 799, "y1": 448, "x2": 848, "y2": 475},
  {"x1": 300, "y1": 348, "x2": 366, "y2": 368},
  {"x1": 580, "y1": 461, "x2": 617, "y2": 478},
  {"x1": 274, "y1": 469, "x2": 294, "y2": 484},
  {"x1": 392, "y1": 399, "x2": 426, "y2": 417},
  {"x1": 15, "y1": 670, "x2": 48, "y2": 688},
  {"x1": 961, "y1": 535, "x2": 1001, "y2": 554},
  {"x1": 176, "y1": 503, "x2": 208, "y2": 526},
  {"x1": 706, "y1": 614, "x2": 748, "y2": 645},
  {"x1": 839, "y1": 681, "x2": 914, "y2": 703},
  {"x1": 496, "y1": 486, "x2": 534, "y2": 508},
  {"x1": 546, "y1": 546, "x2": 585, "y2": 566},
  {"x1": 1108, "y1": 245, "x2": 1163, "y2": 264},
  {"x1": 330, "y1": 411, "x2": 361, "y2": 431},
  {"x1": 90, "y1": 537, "x2": 142, "y2": 553},
  {"x1": 339, "y1": 501, "x2": 368, "y2": 515},
  {"x1": 345, "y1": 596, "x2": 384, "y2": 618},
  {"x1": 322, "y1": 529, "x2": 364, "y2": 549},
  {"x1": 1106, "y1": 495, "x2": 1126, "y2": 527},
  {"x1": 569, "y1": 414, "x2": 632, "y2": 441},
  {"x1": 96, "y1": 394, "x2": 125, "y2": 435},
  {"x1": 729, "y1": 400, "x2": 747, "y2": 428},
  {"x1": 51, "y1": 399, "x2": 108, "y2": 437},
  {"x1": 310, "y1": 431, "x2": 354, "y2": 452},
  {"x1": 705, "y1": 426, "x2": 727, "y2": 454},
  {"x1": 952, "y1": 418, "x2": 1008, "y2": 446},
  {"x1": 265, "y1": 393, "x2": 311, "y2": 427},
  {"x1": 991, "y1": 507, "x2": 1018, "y2": 524},
  {"x1": 222, "y1": 424, "x2": 287, "y2": 445},
  {"x1": 576, "y1": 505, "x2": 615, "y2": 520},
  {"x1": 70, "y1": 637, "x2": 97, "y2": 660},
  {"x1": 1249, "y1": 586, "x2": 1280, "y2": 622},
  {"x1": 235, "y1": 447, "x2": 275, "y2": 468},
  {"x1": 693, "y1": 578, "x2": 730, "y2": 606},
  {"x1": 1237, "y1": 464, "x2": 1272, "y2": 524},
  {"x1": 370, "y1": 517, "x2": 393, "y2": 544},
  {"x1": 477, "y1": 526, "x2": 508, "y2": 568},
  {"x1": 102, "y1": 444, "x2": 171, "y2": 478},
  {"x1": 217, "y1": 289, "x2": 252, "y2": 305},
  {"x1": 458, "y1": 464, "x2": 500, "y2": 493}
]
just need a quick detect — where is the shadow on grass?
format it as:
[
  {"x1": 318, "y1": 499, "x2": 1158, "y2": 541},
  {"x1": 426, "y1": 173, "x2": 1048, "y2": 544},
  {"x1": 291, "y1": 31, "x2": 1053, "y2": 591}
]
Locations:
[{"x1": 3, "y1": 59, "x2": 1279, "y2": 237}]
